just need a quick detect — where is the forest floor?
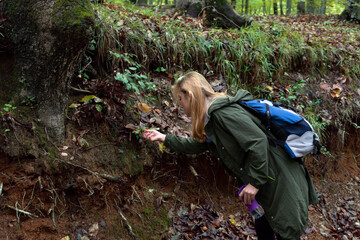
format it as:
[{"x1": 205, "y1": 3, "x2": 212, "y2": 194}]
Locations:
[{"x1": 0, "y1": 132, "x2": 359, "y2": 240}]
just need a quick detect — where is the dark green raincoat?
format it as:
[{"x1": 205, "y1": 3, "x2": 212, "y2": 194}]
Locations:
[{"x1": 164, "y1": 90, "x2": 318, "y2": 239}]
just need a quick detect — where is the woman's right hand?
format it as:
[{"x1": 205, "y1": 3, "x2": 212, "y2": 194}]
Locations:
[{"x1": 142, "y1": 129, "x2": 166, "y2": 142}]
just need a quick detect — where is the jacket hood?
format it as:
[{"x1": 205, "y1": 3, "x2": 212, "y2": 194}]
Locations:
[{"x1": 208, "y1": 89, "x2": 253, "y2": 115}]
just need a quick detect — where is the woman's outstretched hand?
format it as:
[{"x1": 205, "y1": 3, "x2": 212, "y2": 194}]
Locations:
[
  {"x1": 142, "y1": 129, "x2": 166, "y2": 142},
  {"x1": 238, "y1": 183, "x2": 259, "y2": 205}
]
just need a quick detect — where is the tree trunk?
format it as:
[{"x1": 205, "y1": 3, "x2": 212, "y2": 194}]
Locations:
[
  {"x1": 245, "y1": 0, "x2": 249, "y2": 14},
  {"x1": 274, "y1": 2, "x2": 278, "y2": 15},
  {"x1": 176, "y1": 0, "x2": 252, "y2": 28},
  {"x1": 297, "y1": 1, "x2": 306, "y2": 14},
  {"x1": 3, "y1": 0, "x2": 94, "y2": 142},
  {"x1": 340, "y1": 0, "x2": 360, "y2": 22},
  {"x1": 280, "y1": 0, "x2": 284, "y2": 15},
  {"x1": 307, "y1": 0, "x2": 315, "y2": 14},
  {"x1": 286, "y1": 0, "x2": 292, "y2": 15},
  {"x1": 205, "y1": 0, "x2": 252, "y2": 28},
  {"x1": 231, "y1": 0, "x2": 236, "y2": 9},
  {"x1": 319, "y1": 0, "x2": 326, "y2": 14},
  {"x1": 263, "y1": 0, "x2": 266, "y2": 14}
]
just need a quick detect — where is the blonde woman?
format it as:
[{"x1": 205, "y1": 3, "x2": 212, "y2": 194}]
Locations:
[{"x1": 142, "y1": 71, "x2": 318, "y2": 240}]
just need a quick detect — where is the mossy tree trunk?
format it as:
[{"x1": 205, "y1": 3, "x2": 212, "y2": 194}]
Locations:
[
  {"x1": 176, "y1": 0, "x2": 252, "y2": 28},
  {"x1": 340, "y1": 0, "x2": 360, "y2": 22},
  {"x1": 204, "y1": 0, "x2": 252, "y2": 28},
  {"x1": 3, "y1": 0, "x2": 94, "y2": 142}
]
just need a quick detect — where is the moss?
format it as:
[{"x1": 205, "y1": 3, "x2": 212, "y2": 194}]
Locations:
[{"x1": 52, "y1": 0, "x2": 94, "y2": 37}]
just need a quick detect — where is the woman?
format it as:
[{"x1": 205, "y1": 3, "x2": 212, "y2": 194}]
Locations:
[{"x1": 142, "y1": 71, "x2": 318, "y2": 240}]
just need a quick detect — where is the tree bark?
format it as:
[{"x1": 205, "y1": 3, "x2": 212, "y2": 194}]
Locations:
[
  {"x1": 307, "y1": 0, "x2": 315, "y2": 14},
  {"x1": 176, "y1": 0, "x2": 252, "y2": 28},
  {"x1": 340, "y1": 0, "x2": 360, "y2": 22},
  {"x1": 286, "y1": 0, "x2": 292, "y2": 15},
  {"x1": 319, "y1": 0, "x2": 326, "y2": 14},
  {"x1": 263, "y1": 0, "x2": 266, "y2": 14},
  {"x1": 3, "y1": 0, "x2": 94, "y2": 142},
  {"x1": 205, "y1": 0, "x2": 252, "y2": 28},
  {"x1": 274, "y1": 2, "x2": 278, "y2": 15},
  {"x1": 280, "y1": 0, "x2": 284, "y2": 15},
  {"x1": 245, "y1": 0, "x2": 249, "y2": 14},
  {"x1": 231, "y1": 0, "x2": 236, "y2": 9},
  {"x1": 297, "y1": 1, "x2": 306, "y2": 14}
]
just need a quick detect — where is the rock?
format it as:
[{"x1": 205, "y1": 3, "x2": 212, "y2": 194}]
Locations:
[
  {"x1": 99, "y1": 218, "x2": 106, "y2": 227},
  {"x1": 88, "y1": 223, "x2": 99, "y2": 237}
]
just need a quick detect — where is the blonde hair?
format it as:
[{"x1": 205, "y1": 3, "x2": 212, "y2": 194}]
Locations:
[{"x1": 172, "y1": 71, "x2": 226, "y2": 142}]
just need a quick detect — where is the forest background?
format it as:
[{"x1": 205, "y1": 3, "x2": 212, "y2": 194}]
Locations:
[{"x1": 0, "y1": 0, "x2": 359, "y2": 239}]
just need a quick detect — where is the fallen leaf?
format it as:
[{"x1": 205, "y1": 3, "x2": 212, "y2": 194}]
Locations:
[
  {"x1": 320, "y1": 84, "x2": 330, "y2": 91},
  {"x1": 125, "y1": 123, "x2": 138, "y2": 131},
  {"x1": 138, "y1": 102, "x2": 151, "y2": 112},
  {"x1": 61, "y1": 152, "x2": 68, "y2": 157},
  {"x1": 158, "y1": 142, "x2": 166, "y2": 153},
  {"x1": 69, "y1": 103, "x2": 80, "y2": 108}
]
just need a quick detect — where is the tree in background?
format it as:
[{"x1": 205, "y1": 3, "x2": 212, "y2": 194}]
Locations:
[
  {"x1": 2, "y1": 0, "x2": 94, "y2": 142},
  {"x1": 176, "y1": 0, "x2": 252, "y2": 28},
  {"x1": 286, "y1": 0, "x2": 292, "y2": 14},
  {"x1": 340, "y1": 0, "x2": 360, "y2": 22}
]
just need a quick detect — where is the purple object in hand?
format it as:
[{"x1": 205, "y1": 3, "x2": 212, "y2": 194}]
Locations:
[{"x1": 238, "y1": 185, "x2": 264, "y2": 219}]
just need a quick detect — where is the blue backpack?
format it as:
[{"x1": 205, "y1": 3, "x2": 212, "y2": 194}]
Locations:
[{"x1": 237, "y1": 99, "x2": 321, "y2": 158}]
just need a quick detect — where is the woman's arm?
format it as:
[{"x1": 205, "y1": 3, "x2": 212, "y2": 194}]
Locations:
[{"x1": 143, "y1": 130, "x2": 209, "y2": 154}]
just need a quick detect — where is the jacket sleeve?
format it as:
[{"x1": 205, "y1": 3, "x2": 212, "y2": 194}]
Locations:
[
  {"x1": 212, "y1": 107, "x2": 269, "y2": 189},
  {"x1": 164, "y1": 134, "x2": 209, "y2": 154}
]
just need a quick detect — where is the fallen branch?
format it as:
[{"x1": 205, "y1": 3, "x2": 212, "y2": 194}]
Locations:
[
  {"x1": 70, "y1": 86, "x2": 92, "y2": 94},
  {"x1": 64, "y1": 160, "x2": 126, "y2": 183},
  {"x1": 114, "y1": 205, "x2": 136, "y2": 238},
  {"x1": 131, "y1": 185, "x2": 143, "y2": 206},
  {"x1": 6, "y1": 204, "x2": 38, "y2": 218}
]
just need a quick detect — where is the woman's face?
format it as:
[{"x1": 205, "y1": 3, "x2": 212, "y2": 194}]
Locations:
[{"x1": 178, "y1": 92, "x2": 191, "y2": 116}]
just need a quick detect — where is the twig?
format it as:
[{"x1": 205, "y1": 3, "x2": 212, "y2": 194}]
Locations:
[
  {"x1": 81, "y1": 177, "x2": 95, "y2": 196},
  {"x1": 353, "y1": 154, "x2": 360, "y2": 171},
  {"x1": 131, "y1": 185, "x2": 143, "y2": 206},
  {"x1": 152, "y1": 169, "x2": 177, "y2": 181},
  {"x1": 64, "y1": 160, "x2": 126, "y2": 183},
  {"x1": 0, "y1": 182, "x2": 3, "y2": 198},
  {"x1": 84, "y1": 143, "x2": 117, "y2": 151},
  {"x1": 70, "y1": 86, "x2": 92, "y2": 94},
  {"x1": 114, "y1": 205, "x2": 137, "y2": 238},
  {"x1": 6, "y1": 204, "x2": 38, "y2": 218},
  {"x1": 201, "y1": 184, "x2": 218, "y2": 211}
]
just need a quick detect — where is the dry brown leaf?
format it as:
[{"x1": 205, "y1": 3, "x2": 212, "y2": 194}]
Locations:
[
  {"x1": 125, "y1": 123, "x2": 137, "y2": 131},
  {"x1": 330, "y1": 88, "x2": 341, "y2": 98},
  {"x1": 138, "y1": 102, "x2": 151, "y2": 112},
  {"x1": 320, "y1": 84, "x2": 330, "y2": 91}
]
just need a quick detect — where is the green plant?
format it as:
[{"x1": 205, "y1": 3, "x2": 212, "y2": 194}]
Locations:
[
  {"x1": 132, "y1": 127, "x2": 158, "y2": 139},
  {"x1": 111, "y1": 52, "x2": 155, "y2": 95},
  {"x1": 2, "y1": 104, "x2": 16, "y2": 113},
  {"x1": 279, "y1": 80, "x2": 306, "y2": 104}
]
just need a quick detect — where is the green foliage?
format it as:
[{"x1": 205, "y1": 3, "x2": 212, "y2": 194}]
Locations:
[
  {"x1": 2, "y1": 104, "x2": 16, "y2": 113},
  {"x1": 93, "y1": 5, "x2": 360, "y2": 88},
  {"x1": 111, "y1": 51, "x2": 155, "y2": 95}
]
